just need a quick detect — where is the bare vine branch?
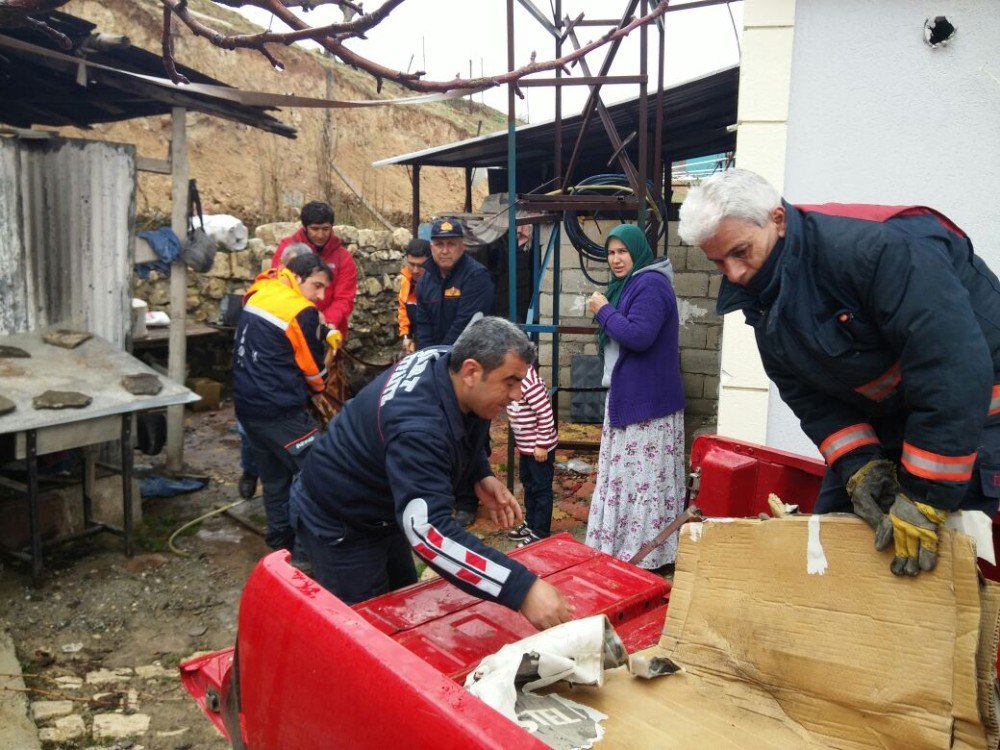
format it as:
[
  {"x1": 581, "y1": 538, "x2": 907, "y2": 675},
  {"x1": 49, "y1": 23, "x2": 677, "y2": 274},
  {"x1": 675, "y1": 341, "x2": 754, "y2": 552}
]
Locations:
[
  {"x1": 0, "y1": 0, "x2": 72, "y2": 48},
  {"x1": 1, "y1": 0, "x2": 672, "y2": 95}
]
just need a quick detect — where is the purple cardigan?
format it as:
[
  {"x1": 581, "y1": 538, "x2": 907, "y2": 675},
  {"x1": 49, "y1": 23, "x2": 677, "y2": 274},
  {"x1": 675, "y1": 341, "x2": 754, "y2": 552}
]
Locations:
[{"x1": 594, "y1": 269, "x2": 684, "y2": 428}]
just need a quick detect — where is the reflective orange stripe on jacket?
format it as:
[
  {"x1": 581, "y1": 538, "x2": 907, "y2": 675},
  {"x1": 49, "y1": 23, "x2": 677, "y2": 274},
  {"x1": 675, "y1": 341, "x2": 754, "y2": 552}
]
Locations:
[
  {"x1": 854, "y1": 361, "x2": 901, "y2": 402},
  {"x1": 819, "y1": 423, "x2": 880, "y2": 465},
  {"x1": 990, "y1": 385, "x2": 1000, "y2": 417},
  {"x1": 901, "y1": 443, "x2": 976, "y2": 482}
]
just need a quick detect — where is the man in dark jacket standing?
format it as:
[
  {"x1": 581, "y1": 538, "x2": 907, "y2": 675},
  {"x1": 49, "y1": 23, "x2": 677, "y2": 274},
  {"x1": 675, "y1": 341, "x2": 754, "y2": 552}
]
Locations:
[
  {"x1": 679, "y1": 169, "x2": 1000, "y2": 577},
  {"x1": 414, "y1": 217, "x2": 497, "y2": 526},
  {"x1": 414, "y1": 217, "x2": 495, "y2": 348},
  {"x1": 289, "y1": 317, "x2": 574, "y2": 630}
]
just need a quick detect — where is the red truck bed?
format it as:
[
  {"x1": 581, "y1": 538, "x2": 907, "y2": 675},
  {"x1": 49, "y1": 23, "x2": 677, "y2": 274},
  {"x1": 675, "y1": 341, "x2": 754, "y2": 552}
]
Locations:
[
  {"x1": 181, "y1": 534, "x2": 669, "y2": 747},
  {"x1": 181, "y1": 435, "x2": 1000, "y2": 748}
]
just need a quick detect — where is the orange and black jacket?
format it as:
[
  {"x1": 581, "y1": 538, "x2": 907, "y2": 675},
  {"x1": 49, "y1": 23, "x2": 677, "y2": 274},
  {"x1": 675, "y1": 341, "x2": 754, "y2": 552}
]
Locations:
[
  {"x1": 718, "y1": 201, "x2": 1000, "y2": 512},
  {"x1": 233, "y1": 268, "x2": 327, "y2": 422}
]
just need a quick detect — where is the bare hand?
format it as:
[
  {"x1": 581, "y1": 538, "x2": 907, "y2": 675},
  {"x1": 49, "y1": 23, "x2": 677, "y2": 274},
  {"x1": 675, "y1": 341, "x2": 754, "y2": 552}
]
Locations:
[
  {"x1": 587, "y1": 292, "x2": 609, "y2": 316},
  {"x1": 401, "y1": 337, "x2": 416, "y2": 353},
  {"x1": 519, "y1": 579, "x2": 575, "y2": 630},
  {"x1": 533, "y1": 447, "x2": 549, "y2": 462},
  {"x1": 474, "y1": 475, "x2": 523, "y2": 528}
]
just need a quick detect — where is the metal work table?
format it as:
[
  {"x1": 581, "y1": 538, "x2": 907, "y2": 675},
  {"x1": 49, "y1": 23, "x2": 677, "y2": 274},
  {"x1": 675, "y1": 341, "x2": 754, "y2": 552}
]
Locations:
[{"x1": 0, "y1": 330, "x2": 198, "y2": 580}]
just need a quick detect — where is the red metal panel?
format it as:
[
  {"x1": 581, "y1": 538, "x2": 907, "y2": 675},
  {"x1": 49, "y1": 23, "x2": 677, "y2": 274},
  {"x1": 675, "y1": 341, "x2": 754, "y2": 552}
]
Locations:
[
  {"x1": 354, "y1": 534, "x2": 600, "y2": 635},
  {"x1": 690, "y1": 435, "x2": 825, "y2": 517},
  {"x1": 179, "y1": 649, "x2": 234, "y2": 738},
  {"x1": 234, "y1": 553, "x2": 548, "y2": 750},
  {"x1": 356, "y1": 534, "x2": 669, "y2": 681}
]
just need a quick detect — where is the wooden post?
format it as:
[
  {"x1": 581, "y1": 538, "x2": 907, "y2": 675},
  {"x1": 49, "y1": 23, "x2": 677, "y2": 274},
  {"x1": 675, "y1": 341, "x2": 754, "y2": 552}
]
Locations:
[
  {"x1": 464, "y1": 166, "x2": 473, "y2": 213},
  {"x1": 165, "y1": 107, "x2": 188, "y2": 473},
  {"x1": 411, "y1": 164, "x2": 421, "y2": 236}
]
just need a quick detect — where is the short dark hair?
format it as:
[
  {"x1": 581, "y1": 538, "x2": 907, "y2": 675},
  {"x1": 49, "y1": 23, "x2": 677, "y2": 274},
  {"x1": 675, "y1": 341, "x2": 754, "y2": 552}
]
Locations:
[
  {"x1": 286, "y1": 252, "x2": 331, "y2": 281},
  {"x1": 449, "y1": 316, "x2": 535, "y2": 374},
  {"x1": 405, "y1": 238, "x2": 431, "y2": 258},
  {"x1": 300, "y1": 201, "x2": 335, "y2": 226}
]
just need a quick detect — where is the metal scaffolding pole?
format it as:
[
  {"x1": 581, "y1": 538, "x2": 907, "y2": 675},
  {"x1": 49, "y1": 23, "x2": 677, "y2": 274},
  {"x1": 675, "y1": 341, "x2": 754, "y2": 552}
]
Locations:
[{"x1": 506, "y1": 0, "x2": 518, "y2": 491}]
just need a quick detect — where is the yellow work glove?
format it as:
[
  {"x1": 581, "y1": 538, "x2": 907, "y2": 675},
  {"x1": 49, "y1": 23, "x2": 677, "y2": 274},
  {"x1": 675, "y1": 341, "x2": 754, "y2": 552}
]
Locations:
[
  {"x1": 887, "y1": 494, "x2": 949, "y2": 576},
  {"x1": 844, "y1": 459, "x2": 896, "y2": 550},
  {"x1": 325, "y1": 327, "x2": 342, "y2": 355}
]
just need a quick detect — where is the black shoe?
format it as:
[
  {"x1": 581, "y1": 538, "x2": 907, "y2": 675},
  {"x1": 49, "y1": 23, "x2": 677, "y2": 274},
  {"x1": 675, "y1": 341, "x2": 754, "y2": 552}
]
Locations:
[
  {"x1": 454, "y1": 510, "x2": 476, "y2": 528},
  {"x1": 238, "y1": 472, "x2": 258, "y2": 499}
]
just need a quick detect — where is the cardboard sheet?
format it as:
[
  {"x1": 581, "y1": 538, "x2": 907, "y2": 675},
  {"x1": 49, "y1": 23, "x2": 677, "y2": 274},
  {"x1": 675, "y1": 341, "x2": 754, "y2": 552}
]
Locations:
[{"x1": 557, "y1": 516, "x2": 1000, "y2": 749}]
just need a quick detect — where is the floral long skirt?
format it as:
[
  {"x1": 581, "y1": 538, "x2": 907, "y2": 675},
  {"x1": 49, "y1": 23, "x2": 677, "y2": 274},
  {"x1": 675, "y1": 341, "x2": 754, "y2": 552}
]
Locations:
[{"x1": 585, "y1": 402, "x2": 685, "y2": 569}]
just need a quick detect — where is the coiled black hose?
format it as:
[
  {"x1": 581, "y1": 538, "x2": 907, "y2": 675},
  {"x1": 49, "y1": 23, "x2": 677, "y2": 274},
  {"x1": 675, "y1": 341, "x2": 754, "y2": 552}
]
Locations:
[{"x1": 561, "y1": 174, "x2": 669, "y2": 263}]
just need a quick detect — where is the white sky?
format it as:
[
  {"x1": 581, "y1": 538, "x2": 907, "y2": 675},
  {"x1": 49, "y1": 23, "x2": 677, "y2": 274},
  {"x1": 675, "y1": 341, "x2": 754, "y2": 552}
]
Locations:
[{"x1": 238, "y1": 0, "x2": 744, "y2": 123}]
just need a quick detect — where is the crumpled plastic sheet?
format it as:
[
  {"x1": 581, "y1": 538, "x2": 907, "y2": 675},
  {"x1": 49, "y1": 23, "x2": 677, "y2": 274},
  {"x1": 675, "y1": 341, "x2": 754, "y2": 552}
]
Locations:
[{"x1": 140, "y1": 475, "x2": 208, "y2": 498}]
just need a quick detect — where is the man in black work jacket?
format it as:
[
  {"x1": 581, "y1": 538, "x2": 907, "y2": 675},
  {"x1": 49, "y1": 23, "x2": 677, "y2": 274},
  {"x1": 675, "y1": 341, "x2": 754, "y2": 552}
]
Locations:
[
  {"x1": 413, "y1": 217, "x2": 497, "y2": 526},
  {"x1": 413, "y1": 217, "x2": 495, "y2": 348},
  {"x1": 679, "y1": 168, "x2": 1000, "y2": 577},
  {"x1": 289, "y1": 316, "x2": 574, "y2": 630}
]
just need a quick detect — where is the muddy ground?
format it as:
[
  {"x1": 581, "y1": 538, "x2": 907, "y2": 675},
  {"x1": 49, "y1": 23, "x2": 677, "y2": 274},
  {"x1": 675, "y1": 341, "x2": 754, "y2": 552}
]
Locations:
[{"x1": 0, "y1": 404, "x2": 601, "y2": 749}]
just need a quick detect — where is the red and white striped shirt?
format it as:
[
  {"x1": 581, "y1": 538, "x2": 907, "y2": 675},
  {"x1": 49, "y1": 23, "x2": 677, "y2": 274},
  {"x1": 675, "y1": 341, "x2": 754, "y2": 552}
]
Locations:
[{"x1": 506, "y1": 364, "x2": 558, "y2": 455}]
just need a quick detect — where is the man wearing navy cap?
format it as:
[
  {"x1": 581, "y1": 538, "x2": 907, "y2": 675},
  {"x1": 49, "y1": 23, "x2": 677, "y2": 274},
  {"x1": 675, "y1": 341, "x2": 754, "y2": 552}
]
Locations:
[
  {"x1": 414, "y1": 217, "x2": 497, "y2": 526},
  {"x1": 413, "y1": 218, "x2": 496, "y2": 349}
]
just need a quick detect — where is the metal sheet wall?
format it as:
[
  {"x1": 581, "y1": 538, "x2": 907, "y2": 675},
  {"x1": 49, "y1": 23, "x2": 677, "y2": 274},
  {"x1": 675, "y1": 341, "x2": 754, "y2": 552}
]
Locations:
[{"x1": 0, "y1": 136, "x2": 135, "y2": 347}]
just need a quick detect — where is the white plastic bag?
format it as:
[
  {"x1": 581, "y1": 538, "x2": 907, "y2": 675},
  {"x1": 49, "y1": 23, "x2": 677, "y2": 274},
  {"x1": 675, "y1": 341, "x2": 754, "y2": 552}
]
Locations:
[{"x1": 201, "y1": 214, "x2": 248, "y2": 251}]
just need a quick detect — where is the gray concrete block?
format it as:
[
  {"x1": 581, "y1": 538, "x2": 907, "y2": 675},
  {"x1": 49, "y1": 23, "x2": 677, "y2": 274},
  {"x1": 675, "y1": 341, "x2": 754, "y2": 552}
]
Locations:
[
  {"x1": 708, "y1": 275, "x2": 722, "y2": 298},
  {"x1": 681, "y1": 348, "x2": 721, "y2": 376},
  {"x1": 667, "y1": 221, "x2": 681, "y2": 247},
  {"x1": 673, "y1": 272, "x2": 709, "y2": 298},
  {"x1": 682, "y1": 372, "x2": 705, "y2": 399},
  {"x1": 685, "y1": 397, "x2": 719, "y2": 416},
  {"x1": 686, "y1": 247, "x2": 718, "y2": 273},
  {"x1": 706, "y1": 325, "x2": 722, "y2": 351},
  {"x1": 666, "y1": 245, "x2": 686, "y2": 271},
  {"x1": 679, "y1": 325, "x2": 708, "y2": 349},
  {"x1": 704, "y1": 375, "x2": 721, "y2": 399}
]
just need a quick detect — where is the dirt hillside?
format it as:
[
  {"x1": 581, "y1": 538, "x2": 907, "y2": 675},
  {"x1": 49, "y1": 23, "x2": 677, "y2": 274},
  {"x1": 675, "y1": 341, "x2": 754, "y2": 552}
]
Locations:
[{"x1": 55, "y1": 0, "x2": 508, "y2": 228}]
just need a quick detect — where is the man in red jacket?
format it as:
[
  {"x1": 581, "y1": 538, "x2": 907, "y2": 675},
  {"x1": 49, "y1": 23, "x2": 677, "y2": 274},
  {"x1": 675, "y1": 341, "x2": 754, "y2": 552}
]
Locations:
[{"x1": 272, "y1": 201, "x2": 358, "y2": 341}]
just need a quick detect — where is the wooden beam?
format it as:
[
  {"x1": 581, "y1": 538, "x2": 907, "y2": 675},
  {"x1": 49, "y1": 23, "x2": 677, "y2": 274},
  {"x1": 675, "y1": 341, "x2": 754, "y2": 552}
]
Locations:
[
  {"x1": 136, "y1": 156, "x2": 171, "y2": 175},
  {"x1": 165, "y1": 108, "x2": 188, "y2": 472}
]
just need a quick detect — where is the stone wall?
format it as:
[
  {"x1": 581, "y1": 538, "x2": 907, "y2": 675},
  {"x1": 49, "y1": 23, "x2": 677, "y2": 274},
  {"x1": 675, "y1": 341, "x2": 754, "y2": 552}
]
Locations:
[
  {"x1": 132, "y1": 222, "x2": 414, "y2": 361},
  {"x1": 535, "y1": 220, "x2": 722, "y2": 446}
]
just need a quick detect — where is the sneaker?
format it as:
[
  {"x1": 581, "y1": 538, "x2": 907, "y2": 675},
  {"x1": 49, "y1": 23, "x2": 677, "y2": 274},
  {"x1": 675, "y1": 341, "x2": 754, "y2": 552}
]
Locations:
[
  {"x1": 238, "y1": 472, "x2": 258, "y2": 499},
  {"x1": 454, "y1": 510, "x2": 476, "y2": 528},
  {"x1": 507, "y1": 523, "x2": 531, "y2": 540}
]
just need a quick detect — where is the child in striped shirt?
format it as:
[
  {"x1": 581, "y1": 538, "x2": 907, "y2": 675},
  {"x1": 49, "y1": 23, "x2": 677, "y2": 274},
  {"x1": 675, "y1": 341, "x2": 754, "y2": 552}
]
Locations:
[{"x1": 506, "y1": 363, "x2": 558, "y2": 538}]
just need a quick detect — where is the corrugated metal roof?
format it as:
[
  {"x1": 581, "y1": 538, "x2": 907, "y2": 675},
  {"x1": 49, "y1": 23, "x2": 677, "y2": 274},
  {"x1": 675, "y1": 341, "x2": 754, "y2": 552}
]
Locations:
[
  {"x1": 373, "y1": 65, "x2": 738, "y2": 178},
  {"x1": 0, "y1": 11, "x2": 294, "y2": 137},
  {"x1": 0, "y1": 136, "x2": 135, "y2": 347}
]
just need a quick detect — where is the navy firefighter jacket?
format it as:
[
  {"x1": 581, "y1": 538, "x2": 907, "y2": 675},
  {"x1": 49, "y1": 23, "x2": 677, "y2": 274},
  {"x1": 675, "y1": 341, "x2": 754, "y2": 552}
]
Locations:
[
  {"x1": 413, "y1": 253, "x2": 495, "y2": 346},
  {"x1": 718, "y1": 201, "x2": 1000, "y2": 512},
  {"x1": 296, "y1": 347, "x2": 537, "y2": 611},
  {"x1": 232, "y1": 268, "x2": 327, "y2": 423}
]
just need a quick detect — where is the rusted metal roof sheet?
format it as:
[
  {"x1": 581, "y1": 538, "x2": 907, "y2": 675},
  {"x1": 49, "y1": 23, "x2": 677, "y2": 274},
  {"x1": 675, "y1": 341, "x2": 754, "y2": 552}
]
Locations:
[
  {"x1": 0, "y1": 11, "x2": 294, "y2": 138},
  {"x1": 373, "y1": 66, "x2": 738, "y2": 187}
]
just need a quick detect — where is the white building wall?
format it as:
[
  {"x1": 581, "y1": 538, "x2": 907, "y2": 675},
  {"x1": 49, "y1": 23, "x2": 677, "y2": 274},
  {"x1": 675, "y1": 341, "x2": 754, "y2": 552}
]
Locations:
[
  {"x1": 768, "y1": 0, "x2": 1000, "y2": 456},
  {"x1": 722, "y1": 0, "x2": 1000, "y2": 457}
]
